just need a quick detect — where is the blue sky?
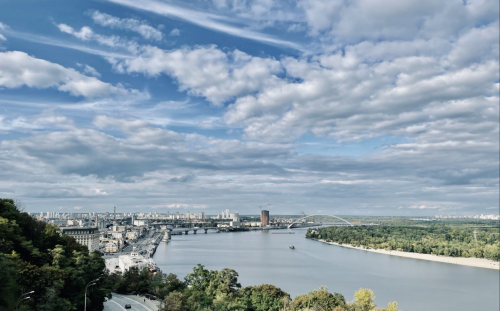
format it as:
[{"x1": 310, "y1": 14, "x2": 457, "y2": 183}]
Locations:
[{"x1": 0, "y1": 0, "x2": 498, "y2": 215}]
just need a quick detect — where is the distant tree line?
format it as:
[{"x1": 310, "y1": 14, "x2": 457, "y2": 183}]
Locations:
[{"x1": 306, "y1": 225, "x2": 500, "y2": 261}]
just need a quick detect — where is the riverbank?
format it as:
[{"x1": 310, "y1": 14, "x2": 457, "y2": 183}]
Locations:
[{"x1": 314, "y1": 239, "x2": 500, "y2": 270}]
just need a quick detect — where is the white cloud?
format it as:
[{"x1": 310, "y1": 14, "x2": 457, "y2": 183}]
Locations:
[
  {"x1": 91, "y1": 11, "x2": 163, "y2": 41},
  {"x1": 58, "y1": 24, "x2": 93, "y2": 40},
  {"x1": 409, "y1": 205, "x2": 440, "y2": 209},
  {"x1": 112, "y1": 46, "x2": 282, "y2": 105},
  {"x1": 169, "y1": 28, "x2": 180, "y2": 36},
  {"x1": 1, "y1": 115, "x2": 497, "y2": 214},
  {"x1": 0, "y1": 51, "x2": 143, "y2": 98},
  {"x1": 0, "y1": 22, "x2": 7, "y2": 43},
  {"x1": 77, "y1": 63, "x2": 101, "y2": 77},
  {"x1": 165, "y1": 204, "x2": 208, "y2": 209},
  {"x1": 103, "y1": 0, "x2": 304, "y2": 51},
  {"x1": 299, "y1": 0, "x2": 499, "y2": 43},
  {"x1": 57, "y1": 23, "x2": 139, "y2": 53}
]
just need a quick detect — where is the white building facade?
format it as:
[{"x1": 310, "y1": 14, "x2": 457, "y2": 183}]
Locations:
[{"x1": 61, "y1": 227, "x2": 100, "y2": 253}]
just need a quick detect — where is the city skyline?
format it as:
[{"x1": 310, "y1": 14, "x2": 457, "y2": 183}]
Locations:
[{"x1": 0, "y1": 0, "x2": 499, "y2": 215}]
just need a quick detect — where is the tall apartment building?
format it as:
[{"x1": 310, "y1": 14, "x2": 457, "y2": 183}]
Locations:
[
  {"x1": 60, "y1": 227, "x2": 100, "y2": 253},
  {"x1": 261, "y1": 210, "x2": 270, "y2": 226}
]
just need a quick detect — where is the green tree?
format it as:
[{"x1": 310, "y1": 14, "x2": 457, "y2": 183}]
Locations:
[
  {"x1": 354, "y1": 288, "x2": 376, "y2": 311},
  {"x1": 386, "y1": 301, "x2": 399, "y2": 311},
  {"x1": 164, "y1": 291, "x2": 184, "y2": 311},
  {"x1": 242, "y1": 284, "x2": 290, "y2": 311}
]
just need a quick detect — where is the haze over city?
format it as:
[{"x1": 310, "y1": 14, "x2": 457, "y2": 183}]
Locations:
[{"x1": 0, "y1": 0, "x2": 498, "y2": 216}]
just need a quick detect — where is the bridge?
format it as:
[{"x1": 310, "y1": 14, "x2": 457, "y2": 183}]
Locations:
[
  {"x1": 168, "y1": 227, "x2": 218, "y2": 235},
  {"x1": 288, "y1": 214, "x2": 353, "y2": 229}
]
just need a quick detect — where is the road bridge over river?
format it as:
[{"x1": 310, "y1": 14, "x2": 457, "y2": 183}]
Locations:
[
  {"x1": 287, "y1": 214, "x2": 354, "y2": 229},
  {"x1": 169, "y1": 227, "x2": 218, "y2": 235}
]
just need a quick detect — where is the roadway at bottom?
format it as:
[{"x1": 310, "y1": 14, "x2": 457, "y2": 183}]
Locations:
[{"x1": 103, "y1": 294, "x2": 152, "y2": 311}]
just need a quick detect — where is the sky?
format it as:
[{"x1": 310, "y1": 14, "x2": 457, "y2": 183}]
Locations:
[{"x1": 0, "y1": 0, "x2": 498, "y2": 216}]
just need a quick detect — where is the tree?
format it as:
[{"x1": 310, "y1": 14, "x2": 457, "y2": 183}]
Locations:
[
  {"x1": 354, "y1": 288, "x2": 376, "y2": 311},
  {"x1": 37, "y1": 282, "x2": 72, "y2": 311},
  {"x1": 164, "y1": 291, "x2": 184, "y2": 311},
  {"x1": 290, "y1": 286, "x2": 345, "y2": 311},
  {"x1": 386, "y1": 301, "x2": 399, "y2": 311},
  {"x1": 185, "y1": 265, "x2": 241, "y2": 298},
  {"x1": 242, "y1": 284, "x2": 290, "y2": 311},
  {"x1": 0, "y1": 199, "x2": 110, "y2": 311}
]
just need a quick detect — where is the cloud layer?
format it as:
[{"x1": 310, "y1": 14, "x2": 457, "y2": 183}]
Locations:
[{"x1": 0, "y1": 0, "x2": 498, "y2": 215}]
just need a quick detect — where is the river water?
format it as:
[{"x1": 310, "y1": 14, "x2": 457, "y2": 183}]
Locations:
[{"x1": 153, "y1": 228, "x2": 499, "y2": 311}]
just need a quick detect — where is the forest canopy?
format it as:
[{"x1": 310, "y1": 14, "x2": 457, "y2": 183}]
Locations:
[{"x1": 306, "y1": 225, "x2": 500, "y2": 261}]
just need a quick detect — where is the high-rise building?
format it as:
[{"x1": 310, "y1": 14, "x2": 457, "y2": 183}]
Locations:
[
  {"x1": 261, "y1": 210, "x2": 269, "y2": 226},
  {"x1": 199, "y1": 212, "x2": 205, "y2": 220}
]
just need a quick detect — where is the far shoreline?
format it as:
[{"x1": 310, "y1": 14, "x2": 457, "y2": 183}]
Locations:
[{"x1": 312, "y1": 238, "x2": 500, "y2": 270}]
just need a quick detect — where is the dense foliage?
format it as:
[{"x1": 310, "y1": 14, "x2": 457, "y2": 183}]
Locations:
[
  {"x1": 111, "y1": 264, "x2": 399, "y2": 311},
  {"x1": 0, "y1": 199, "x2": 110, "y2": 311},
  {"x1": 306, "y1": 225, "x2": 500, "y2": 261}
]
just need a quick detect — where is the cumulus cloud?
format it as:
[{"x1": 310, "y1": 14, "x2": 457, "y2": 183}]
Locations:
[
  {"x1": 0, "y1": 51, "x2": 143, "y2": 98},
  {"x1": 112, "y1": 46, "x2": 282, "y2": 105},
  {"x1": 299, "y1": 0, "x2": 499, "y2": 43},
  {"x1": 91, "y1": 11, "x2": 163, "y2": 41},
  {"x1": 169, "y1": 28, "x2": 180, "y2": 36}
]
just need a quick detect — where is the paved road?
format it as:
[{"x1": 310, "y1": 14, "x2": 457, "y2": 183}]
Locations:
[{"x1": 103, "y1": 294, "x2": 152, "y2": 311}]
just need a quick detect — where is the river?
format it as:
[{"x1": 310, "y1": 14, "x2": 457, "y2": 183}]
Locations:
[{"x1": 153, "y1": 228, "x2": 499, "y2": 311}]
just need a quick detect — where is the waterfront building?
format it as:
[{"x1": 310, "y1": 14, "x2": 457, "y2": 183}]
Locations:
[
  {"x1": 261, "y1": 210, "x2": 270, "y2": 226},
  {"x1": 60, "y1": 227, "x2": 99, "y2": 253},
  {"x1": 117, "y1": 248, "x2": 155, "y2": 274}
]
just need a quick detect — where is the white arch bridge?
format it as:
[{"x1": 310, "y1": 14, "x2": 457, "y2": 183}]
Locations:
[{"x1": 287, "y1": 215, "x2": 353, "y2": 229}]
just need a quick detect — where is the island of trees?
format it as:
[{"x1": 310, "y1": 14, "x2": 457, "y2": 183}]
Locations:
[
  {"x1": 1, "y1": 198, "x2": 401, "y2": 311},
  {"x1": 306, "y1": 225, "x2": 500, "y2": 261}
]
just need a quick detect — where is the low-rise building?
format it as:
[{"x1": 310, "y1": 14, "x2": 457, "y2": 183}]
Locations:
[
  {"x1": 105, "y1": 242, "x2": 118, "y2": 253},
  {"x1": 117, "y1": 248, "x2": 154, "y2": 274},
  {"x1": 126, "y1": 231, "x2": 139, "y2": 241}
]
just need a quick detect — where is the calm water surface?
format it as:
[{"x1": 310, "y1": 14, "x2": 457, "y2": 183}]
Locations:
[{"x1": 153, "y1": 229, "x2": 499, "y2": 311}]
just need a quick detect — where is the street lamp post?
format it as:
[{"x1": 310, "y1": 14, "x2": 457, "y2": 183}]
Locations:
[
  {"x1": 84, "y1": 277, "x2": 100, "y2": 311},
  {"x1": 16, "y1": 291, "x2": 34, "y2": 311}
]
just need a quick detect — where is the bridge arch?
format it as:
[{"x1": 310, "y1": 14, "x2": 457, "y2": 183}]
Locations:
[{"x1": 288, "y1": 215, "x2": 353, "y2": 228}]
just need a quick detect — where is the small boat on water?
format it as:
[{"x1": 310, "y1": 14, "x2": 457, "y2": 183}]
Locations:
[{"x1": 289, "y1": 245, "x2": 295, "y2": 249}]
